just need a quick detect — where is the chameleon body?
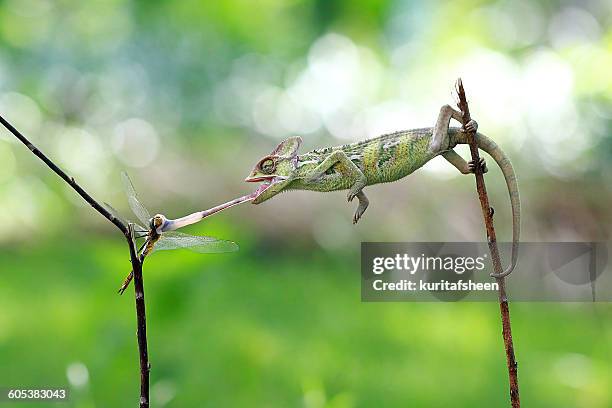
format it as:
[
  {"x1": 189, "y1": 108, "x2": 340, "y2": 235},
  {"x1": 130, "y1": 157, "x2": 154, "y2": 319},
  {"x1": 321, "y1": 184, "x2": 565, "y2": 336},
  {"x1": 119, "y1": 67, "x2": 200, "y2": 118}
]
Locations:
[{"x1": 245, "y1": 104, "x2": 520, "y2": 277}]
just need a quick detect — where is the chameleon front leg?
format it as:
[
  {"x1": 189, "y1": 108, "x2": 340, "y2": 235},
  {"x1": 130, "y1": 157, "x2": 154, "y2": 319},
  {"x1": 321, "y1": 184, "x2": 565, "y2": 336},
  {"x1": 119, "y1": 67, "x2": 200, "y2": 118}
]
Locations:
[{"x1": 306, "y1": 150, "x2": 369, "y2": 223}]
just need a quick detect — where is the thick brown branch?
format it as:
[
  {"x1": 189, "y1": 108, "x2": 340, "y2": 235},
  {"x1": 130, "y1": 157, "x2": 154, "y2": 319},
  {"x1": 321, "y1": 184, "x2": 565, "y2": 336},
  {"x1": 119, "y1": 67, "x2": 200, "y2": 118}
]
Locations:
[
  {"x1": 0, "y1": 114, "x2": 150, "y2": 407},
  {"x1": 455, "y1": 79, "x2": 520, "y2": 408}
]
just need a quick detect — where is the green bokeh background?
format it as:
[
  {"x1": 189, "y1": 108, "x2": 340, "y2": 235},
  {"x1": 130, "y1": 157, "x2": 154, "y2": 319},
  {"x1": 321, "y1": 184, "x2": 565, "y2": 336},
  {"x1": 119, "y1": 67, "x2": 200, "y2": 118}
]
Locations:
[{"x1": 0, "y1": 1, "x2": 611, "y2": 407}]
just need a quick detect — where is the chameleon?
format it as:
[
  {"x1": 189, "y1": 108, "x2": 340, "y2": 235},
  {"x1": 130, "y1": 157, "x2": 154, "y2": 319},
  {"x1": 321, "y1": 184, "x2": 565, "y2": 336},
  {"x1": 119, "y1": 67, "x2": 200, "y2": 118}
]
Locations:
[{"x1": 244, "y1": 104, "x2": 520, "y2": 277}]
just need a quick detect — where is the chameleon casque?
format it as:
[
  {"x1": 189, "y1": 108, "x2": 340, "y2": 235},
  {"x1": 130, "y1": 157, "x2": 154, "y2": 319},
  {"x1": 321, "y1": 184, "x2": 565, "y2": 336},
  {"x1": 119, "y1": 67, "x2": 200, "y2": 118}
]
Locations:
[{"x1": 245, "y1": 104, "x2": 520, "y2": 277}]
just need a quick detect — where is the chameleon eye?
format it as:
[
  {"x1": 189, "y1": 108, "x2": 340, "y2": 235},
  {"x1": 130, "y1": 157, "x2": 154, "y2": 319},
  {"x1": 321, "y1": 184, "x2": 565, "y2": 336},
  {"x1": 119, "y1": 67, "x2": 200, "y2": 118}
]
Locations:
[{"x1": 261, "y1": 159, "x2": 275, "y2": 174}]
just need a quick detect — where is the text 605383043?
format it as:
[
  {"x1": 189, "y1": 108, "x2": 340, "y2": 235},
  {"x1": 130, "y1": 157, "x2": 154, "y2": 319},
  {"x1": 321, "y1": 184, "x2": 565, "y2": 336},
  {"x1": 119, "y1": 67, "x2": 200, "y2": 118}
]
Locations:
[{"x1": 1, "y1": 388, "x2": 68, "y2": 402}]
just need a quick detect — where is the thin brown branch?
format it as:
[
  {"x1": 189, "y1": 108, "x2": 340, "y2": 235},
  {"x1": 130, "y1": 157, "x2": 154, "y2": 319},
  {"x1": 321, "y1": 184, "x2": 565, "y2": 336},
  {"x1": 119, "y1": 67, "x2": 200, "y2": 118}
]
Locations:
[
  {"x1": 0, "y1": 114, "x2": 150, "y2": 407},
  {"x1": 455, "y1": 79, "x2": 520, "y2": 408},
  {"x1": 0, "y1": 115, "x2": 127, "y2": 235},
  {"x1": 127, "y1": 224, "x2": 150, "y2": 408}
]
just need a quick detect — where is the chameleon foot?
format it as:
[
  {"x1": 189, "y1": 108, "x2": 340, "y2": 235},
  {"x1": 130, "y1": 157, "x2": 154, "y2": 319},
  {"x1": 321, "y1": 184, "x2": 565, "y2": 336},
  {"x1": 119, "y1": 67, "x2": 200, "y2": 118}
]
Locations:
[
  {"x1": 461, "y1": 119, "x2": 478, "y2": 133},
  {"x1": 353, "y1": 209, "x2": 365, "y2": 224},
  {"x1": 352, "y1": 191, "x2": 369, "y2": 224},
  {"x1": 468, "y1": 157, "x2": 488, "y2": 174}
]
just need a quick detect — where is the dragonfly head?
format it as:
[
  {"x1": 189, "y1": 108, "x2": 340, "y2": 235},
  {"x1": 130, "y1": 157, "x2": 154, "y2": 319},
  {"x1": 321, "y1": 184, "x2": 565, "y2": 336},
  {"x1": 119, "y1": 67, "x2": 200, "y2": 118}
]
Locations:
[
  {"x1": 149, "y1": 214, "x2": 168, "y2": 234},
  {"x1": 245, "y1": 136, "x2": 301, "y2": 204}
]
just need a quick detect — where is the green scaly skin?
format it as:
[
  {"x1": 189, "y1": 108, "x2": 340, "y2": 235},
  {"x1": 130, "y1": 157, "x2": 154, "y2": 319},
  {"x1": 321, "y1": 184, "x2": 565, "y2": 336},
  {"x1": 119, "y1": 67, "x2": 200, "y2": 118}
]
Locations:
[
  {"x1": 245, "y1": 105, "x2": 520, "y2": 277},
  {"x1": 292, "y1": 128, "x2": 436, "y2": 191}
]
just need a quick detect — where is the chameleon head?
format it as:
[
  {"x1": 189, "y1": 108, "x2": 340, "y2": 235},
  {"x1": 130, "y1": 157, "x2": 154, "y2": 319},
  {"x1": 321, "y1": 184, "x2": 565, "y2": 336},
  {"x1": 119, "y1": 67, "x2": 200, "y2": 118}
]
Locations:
[
  {"x1": 149, "y1": 214, "x2": 168, "y2": 234},
  {"x1": 245, "y1": 136, "x2": 302, "y2": 204}
]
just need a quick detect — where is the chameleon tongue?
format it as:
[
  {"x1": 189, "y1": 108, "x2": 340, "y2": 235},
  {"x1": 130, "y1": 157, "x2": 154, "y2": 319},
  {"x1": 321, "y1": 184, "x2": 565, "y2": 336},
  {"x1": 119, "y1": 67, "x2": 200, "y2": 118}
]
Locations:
[
  {"x1": 189, "y1": 178, "x2": 274, "y2": 220},
  {"x1": 162, "y1": 193, "x2": 254, "y2": 232},
  {"x1": 162, "y1": 179, "x2": 274, "y2": 232},
  {"x1": 198, "y1": 193, "x2": 254, "y2": 219}
]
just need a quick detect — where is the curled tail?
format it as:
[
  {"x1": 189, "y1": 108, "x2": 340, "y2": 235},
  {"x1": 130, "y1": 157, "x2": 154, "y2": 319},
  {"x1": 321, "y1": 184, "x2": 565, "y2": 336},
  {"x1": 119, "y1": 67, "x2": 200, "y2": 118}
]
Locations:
[{"x1": 457, "y1": 131, "x2": 520, "y2": 277}]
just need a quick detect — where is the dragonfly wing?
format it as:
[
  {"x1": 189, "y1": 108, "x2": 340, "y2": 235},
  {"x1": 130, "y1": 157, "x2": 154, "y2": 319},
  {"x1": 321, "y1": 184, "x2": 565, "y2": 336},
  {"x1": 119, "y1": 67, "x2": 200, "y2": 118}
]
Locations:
[
  {"x1": 151, "y1": 236, "x2": 182, "y2": 251},
  {"x1": 103, "y1": 202, "x2": 126, "y2": 224},
  {"x1": 103, "y1": 201, "x2": 147, "y2": 234},
  {"x1": 152, "y1": 231, "x2": 239, "y2": 254},
  {"x1": 121, "y1": 171, "x2": 151, "y2": 225}
]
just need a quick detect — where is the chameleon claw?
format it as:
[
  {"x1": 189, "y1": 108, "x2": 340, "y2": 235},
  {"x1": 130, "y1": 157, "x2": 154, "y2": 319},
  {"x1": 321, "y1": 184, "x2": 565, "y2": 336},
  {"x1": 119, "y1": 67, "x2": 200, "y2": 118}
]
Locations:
[
  {"x1": 468, "y1": 157, "x2": 487, "y2": 174},
  {"x1": 463, "y1": 119, "x2": 478, "y2": 133},
  {"x1": 353, "y1": 207, "x2": 366, "y2": 224},
  {"x1": 352, "y1": 199, "x2": 368, "y2": 225}
]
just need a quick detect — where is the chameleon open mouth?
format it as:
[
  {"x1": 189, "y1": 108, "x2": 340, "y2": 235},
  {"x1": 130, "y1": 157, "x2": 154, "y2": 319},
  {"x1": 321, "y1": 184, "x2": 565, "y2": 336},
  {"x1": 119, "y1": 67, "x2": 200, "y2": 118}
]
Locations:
[{"x1": 245, "y1": 176, "x2": 287, "y2": 202}]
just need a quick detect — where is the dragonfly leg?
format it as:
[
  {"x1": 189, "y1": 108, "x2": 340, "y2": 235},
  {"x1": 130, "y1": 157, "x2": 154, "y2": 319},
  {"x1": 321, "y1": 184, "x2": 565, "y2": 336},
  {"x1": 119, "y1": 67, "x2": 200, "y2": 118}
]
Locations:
[
  {"x1": 117, "y1": 244, "x2": 143, "y2": 294},
  {"x1": 138, "y1": 240, "x2": 148, "y2": 254},
  {"x1": 117, "y1": 271, "x2": 133, "y2": 295},
  {"x1": 118, "y1": 238, "x2": 153, "y2": 295}
]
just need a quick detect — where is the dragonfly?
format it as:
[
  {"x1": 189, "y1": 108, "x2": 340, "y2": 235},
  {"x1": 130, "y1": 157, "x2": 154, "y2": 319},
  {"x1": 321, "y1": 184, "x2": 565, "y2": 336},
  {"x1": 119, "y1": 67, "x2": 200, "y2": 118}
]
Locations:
[{"x1": 108, "y1": 172, "x2": 253, "y2": 294}]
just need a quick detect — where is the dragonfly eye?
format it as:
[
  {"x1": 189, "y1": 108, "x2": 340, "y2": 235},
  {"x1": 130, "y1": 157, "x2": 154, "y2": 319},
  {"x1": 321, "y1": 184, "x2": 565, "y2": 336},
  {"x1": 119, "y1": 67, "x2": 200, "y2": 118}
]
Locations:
[{"x1": 260, "y1": 159, "x2": 275, "y2": 174}]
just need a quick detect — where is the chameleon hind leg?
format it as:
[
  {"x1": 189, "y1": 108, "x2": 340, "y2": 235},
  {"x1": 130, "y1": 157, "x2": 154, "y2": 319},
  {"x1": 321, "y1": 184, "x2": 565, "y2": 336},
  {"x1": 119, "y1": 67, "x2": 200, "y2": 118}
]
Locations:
[
  {"x1": 306, "y1": 150, "x2": 369, "y2": 223},
  {"x1": 429, "y1": 104, "x2": 477, "y2": 154},
  {"x1": 442, "y1": 150, "x2": 488, "y2": 174},
  {"x1": 429, "y1": 104, "x2": 483, "y2": 173}
]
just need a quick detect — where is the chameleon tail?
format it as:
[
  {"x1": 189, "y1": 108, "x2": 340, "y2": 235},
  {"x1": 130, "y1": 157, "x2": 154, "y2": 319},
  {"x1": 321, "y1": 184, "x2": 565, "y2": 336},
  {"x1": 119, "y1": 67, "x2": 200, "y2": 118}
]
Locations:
[{"x1": 457, "y1": 131, "x2": 520, "y2": 278}]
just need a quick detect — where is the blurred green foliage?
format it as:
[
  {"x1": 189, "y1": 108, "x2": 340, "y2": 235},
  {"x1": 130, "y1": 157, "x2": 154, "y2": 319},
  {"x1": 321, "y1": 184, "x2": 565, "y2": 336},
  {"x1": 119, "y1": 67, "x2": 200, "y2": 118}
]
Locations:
[
  {"x1": 1, "y1": 241, "x2": 611, "y2": 407},
  {"x1": 1, "y1": 0, "x2": 612, "y2": 406}
]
